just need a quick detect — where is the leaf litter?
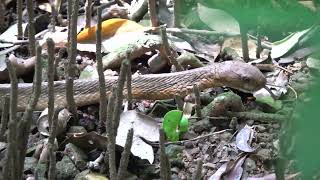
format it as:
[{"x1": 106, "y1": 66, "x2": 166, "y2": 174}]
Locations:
[{"x1": 0, "y1": 0, "x2": 319, "y2": 179}]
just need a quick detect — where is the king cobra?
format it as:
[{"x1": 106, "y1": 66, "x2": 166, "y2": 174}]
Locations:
[{"x1": 0, "y1": 61, "x2": 266, "y2": 111}]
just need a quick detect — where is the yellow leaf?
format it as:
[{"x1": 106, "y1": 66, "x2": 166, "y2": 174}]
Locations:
[{"x1": 77, "y1": 18, "x2": 145, "y2": 43}]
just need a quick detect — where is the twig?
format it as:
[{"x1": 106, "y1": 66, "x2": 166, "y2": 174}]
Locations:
[
  {"x1": 66, "y1": 0, "x2": 79, "y2": 121},
  {"x1": 113, "y1": 60, "x2": 128, "y2": 136},
  {"x1": 126, "y1": 59, "x2": 133, "y2": 110},
  {"x1": 148, "y1": 0, "x2": 158, "y2": 27},
  {"x1": 47, "y1": 37, "x2": 57, "y2": 180},
  {"x1": 193, "y1": 84, "x2": 202, "y2": 119},
  {"x1": 192, "y1": 159, "x2": 203, "y2": 180},
  {"x1": 17, "y1": 43, "x2": 43, "y2": 180},
  {"x1": 165, "y1": 129, "x2": 231, "y2": 145},
  {"x1": 173, "y1": 0, "x2": 182, "y2": 27},
  {"x1": 67, "y1": 0, "x2": 72, "y2": 42},
  {"x1": 47, "y1": 38, "x2": 55, "y2": 127},
  {"x1": 117, "y1": 128, "x2": 134, "y2": 180},
  {"x1": 147, "y1": 27, "x2": 239, "y2": 37},
  {"x1": 17, "y1": 0, "x2": 23, "y2": 40},
  {"x1": 107, "y1": 87, "x2": 117, "y2": 180},
  {"x1": 0, "y1": 96, "x2": 9, "y2": 141},
  {"x1": 287, "y1": 85, "x2": 298, "y2": 100},
  {"x1": 26, "y1": 0, "x2": 36, "y2": 55},
  {"x1": 102, "y1": 35, "x2": 163, "y2": 69},
  {"x1": 47, "y1": 37, "x2": 59, "y2": 180},
  {"x1": 4, "y1": 58, "x2": 19, "y2": 180},
  {"x1": 159, "y1": 26, "x2": 184, "y2": 71},
  {"x1": 159, "y1": 129, "x2": 171, "y2": 180},
  {"x1": 96, "y1": 6, "x2": 108, "y2": 134},
  {"x1": 256, "y1": 28, "x2": 262, "y2": 58},
  {"x1": 275, "y1": 64, "x2": 294, "y2": 74},
  {"x1": 107, "y1": 87, "x2": 116, "y2": 133},
  {"x1": 239, "y1": 24, "x2": 249, "y2": 62},
  {"x1": 49, "y1": 0, "x2": 56, "y2": 32},
  {"x1": 85, "y1": 0, "x2": 92, "y2": 28},
  {"x1": 48, "y1": 108, "x2": 61, "y2": 180}
]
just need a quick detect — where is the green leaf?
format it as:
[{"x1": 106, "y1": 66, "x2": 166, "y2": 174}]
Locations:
[
  {"x1": 163, "y1": 110, "x2": 189, "y2": 141},
  {"x1": 271, "y1": 28, "x2": 311, "y2": 58},
  {"x1": 179, "y1": 116, "x2": 189, "y2": 133},
  {"x1": 256, "y1": 96, "x2": 282, "y2": 111},
  {"x1": 197, "y1": 4, "x2": 240, "y2": 34}
]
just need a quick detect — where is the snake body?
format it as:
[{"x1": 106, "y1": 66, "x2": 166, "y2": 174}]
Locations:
[{"x1": 0, "y1": 61, "x2": 266, "y2": 111}]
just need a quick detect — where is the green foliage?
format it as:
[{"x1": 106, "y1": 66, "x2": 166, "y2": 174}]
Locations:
[
  {"x1": 256, "y1": 96, "x2": 282, "y2": 111},
  {"x1": 163, "y1": 110, "x2": 189, "y2": 141},
  {"x1": 195, "y1": 0, "x2": 317, "y2": 39},
  {"x1": 287, "y1": 76, "x2": 320, "y2": 178}
]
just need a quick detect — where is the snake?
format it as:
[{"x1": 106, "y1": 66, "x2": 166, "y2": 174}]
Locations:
[{"x1": 0, "y1": 61, "x2": 266, "y2": 111}]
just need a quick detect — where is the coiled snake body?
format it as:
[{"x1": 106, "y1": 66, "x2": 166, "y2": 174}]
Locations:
[{"x1": 0, "y1": 61, "x2": 266, "y2": 111}]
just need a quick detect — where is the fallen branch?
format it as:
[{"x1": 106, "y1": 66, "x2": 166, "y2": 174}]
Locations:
[
  {"x1": 225, "y1": 111, "x2": 287, "y2": 122},
  {"x1": 102, "y1": 34, "x2": 162, "y2": 69},
  {"x1": 165, "y1": 129, "x2": 231, "y2": 145}
]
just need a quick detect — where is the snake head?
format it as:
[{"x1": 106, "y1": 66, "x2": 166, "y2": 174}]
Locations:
[{"x1": 217, "y1": 61, "x2": 266, "y2": 93}]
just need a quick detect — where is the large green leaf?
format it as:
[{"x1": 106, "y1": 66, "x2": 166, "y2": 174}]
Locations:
[{"x1": 197, "y1": 4, "x2": 240, "y2": 34}]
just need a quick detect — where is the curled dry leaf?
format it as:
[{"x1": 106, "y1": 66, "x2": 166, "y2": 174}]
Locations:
[
  {"x1": 37, "y1": 108, "x2": 71, "y2": 136},
  {"x1": 236, "y1": 125, "x2": 256, "y2": 152},
  {"x1": 0, "y1": 54, "x2": 36, "y2": 81},
  {"x1": 66, "y1": 132, "x2": 109, "y2": 151},
  {"x1": 224, "y1": 154, "x2": 247, "y2": 180},
  {"x1": 116, "y1": 110, "x2": 160, "y2": 164},
  {"x1": 209, "y1": 154, "x2": 247, "y2": 180},
  {"x1": 208, "y1": 163, "x2": 228, "y2": 180}
]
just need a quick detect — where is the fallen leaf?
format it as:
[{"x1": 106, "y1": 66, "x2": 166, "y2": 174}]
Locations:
[
  {"x1": 67, "y1": 132, "x2": 109, "y2": 151},
  {"x1": 209, "y1": 154, "x2": 248, "y2": 180},
  {"x1": 255, "y1": 96, "x2": 283, "y2": 112},
  {"x1": 222, "y1": 36, "x2": 258, "y2": 59},
  {"x1": 39, "y1": 26, "x2": 68, "y2": 48},
  {"x1": 278, "y1": 47, "x2": 315, "y2": 64},
  {"x1": 224, "y1": 154, "x2": 247, "y2": 180},
  {"x1": 116, "y1": 110, "x2": 160, "y2": 164},
  {"x1": 236, "y1": 125, "x2": 255, "y2": 152},
  {"x1": 77, "y1": 18, "x2": 145, "y2": 43},
  {"x1": 208, "y1": 163, "x2": 228, "y2": 180},
  {"x1": 0, "y1": 23, "x2": 27, "y2": 48},
  {"x1": 0, "y1": 54, "x2": 36, "y2": 81},
  {"x1": 271, "y1": 28, "x2": 311, "y2": 59}
]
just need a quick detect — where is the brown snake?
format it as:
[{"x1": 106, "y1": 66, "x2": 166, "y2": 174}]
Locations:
[{"x1": 0, "y1": 61, "x2": 266, "y2": 111}]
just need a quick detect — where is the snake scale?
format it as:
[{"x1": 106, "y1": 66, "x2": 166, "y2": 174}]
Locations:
[{"x1": 0, "y1": 61, "x2": 266, "y2": 111}]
